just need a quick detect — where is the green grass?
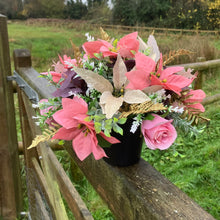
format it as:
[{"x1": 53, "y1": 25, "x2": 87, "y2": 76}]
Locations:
[
  {"x1": 8, "y1": 22, "x2": 87, "y2": 72},
  {"x1": 8, "y1": 21, "x2": 220, "y2": 219}
]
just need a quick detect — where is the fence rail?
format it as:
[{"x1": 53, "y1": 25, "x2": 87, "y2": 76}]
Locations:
[
  {"x1": 25, "y1": 18, "x2": 220, "y2": 37},
  {"x1": 1, "y1": 14, "x2": 219, "y2": 220}
]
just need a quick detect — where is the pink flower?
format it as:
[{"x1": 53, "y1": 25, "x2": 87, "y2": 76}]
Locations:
[
  {"x1": 83, "y1": 32, "x2": 139, "y2": 59},
  {"x1": 182, "y1": 89, "x2": 206, "y2": 113},
  {"x1": 39, "y1": 99, "x2": 57, "y2": 127},
  {"x1": 150, "y1": 55, "x2": 193, "y2": 95},
  {"x1": 41, "y1": 71, "x2": 62, "y2": 84},
  {"x1": 126, "y1": 53, "x2": 193, "y2": 95},
  {"x1": 52, "y1": 97, "x2": 119, "y2": 161},
  {"x1": 126, "y1": 52, "x2": 154, "y2": 90},
  {"x1": 141, "y1": 114, "x2": 177, "y2": 150},
  {"x1": 59, "y1": 55, "x2": 79, "y2": 69}
]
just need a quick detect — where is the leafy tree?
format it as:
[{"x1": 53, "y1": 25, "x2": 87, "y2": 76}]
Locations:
[
  {"x1": 22, "y1": 0, "x2": 65, "y2": 18},
  {"x1": 84, "y1": 0, "x2": 111, "y2": 23},
  {"x1": 207, "y1": 0, "x2": 220, "y2": 29},
  {"x1": 112, "y1": 0, "x2": 137, "y2": 26},
  {"x1": 166, "y1": 0, "x2": 209, "y2": 29},
  {"x1": 64, "y1": 0, "x2": 88, "y2": 19},
  {"x1": 0, "y1": 0, "x2": 23, "y2": 18},
  {"x1": 136, "y1": 0, "x2": 171, "y2": 26}
]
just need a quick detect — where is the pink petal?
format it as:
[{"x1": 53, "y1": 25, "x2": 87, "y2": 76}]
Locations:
[
  {"x1": 135, "y1": 52, "x2": 156, "y2": 72},
  {"x1": 99, "y1": 132, "x2": 120, "y2": 144},
  {"x1": 100, "y1": 46, "x2": 117, "y2": 57},
  {"x1": 83, "y1": 41, "x2": 105, "y2": 58},
  {"x1": 52, "y1": 109, "x2": 79, "y2": 129},
  {"x1": 92, "y1": 144, "x2": 107, "y2": 160},
  {"x1": 142, "y1": 114, "x2": 173, "y2": 130},
  {"x1": 166, "y1": 75, "x2": 193, "y2": 89},
  {"x1": 186, "y1": 103, "x2": 205, "y2": 113},
  {"x1": 118, "y1": 32, "x2": 139, "y2": 58},
  {"x1": 62, "y1": 97, "x2": 88, "y2": 115},
  {"x1": 161, "y1": 66, "x2": 184, "y2": 78},
  {"x1": 126, "y1": 69, "x2": 151, "y2": 90},
  {"x1": 52, "y1": 127, "x2": 79, "y2": 141},
  {"x1": 156, "y1": 54, "x2": 163, "y2": 74},
  {"x1": 184, "y1": 89, "x2": 206, "y2": 103},
  {"x1": 72, "y1": 132, "x2": 93, "y2": 161}
]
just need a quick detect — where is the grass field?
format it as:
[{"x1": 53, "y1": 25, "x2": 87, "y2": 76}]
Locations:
[{"x1": 8, "y1": 21, "x2": 220, "y2": 219}]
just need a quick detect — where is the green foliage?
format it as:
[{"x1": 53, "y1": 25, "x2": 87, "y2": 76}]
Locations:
[
  {"x1": 64, "y1": 0, "x2": 88, "y2": 19},
  {"x1": 112, "y1": 0, "x2": 137, "y2": 26},
  {"x1": 87, "y1": 112, "x2": 127, "y2": 137}
]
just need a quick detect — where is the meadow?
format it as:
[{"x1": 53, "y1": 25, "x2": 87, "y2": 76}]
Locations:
[{"x1": 8, "y1": 21, "x2": 220, "y2": 219}]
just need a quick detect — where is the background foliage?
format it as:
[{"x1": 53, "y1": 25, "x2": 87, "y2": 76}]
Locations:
[{"x1": 0, "y1": 0, "x2": 219, "y2": 30}]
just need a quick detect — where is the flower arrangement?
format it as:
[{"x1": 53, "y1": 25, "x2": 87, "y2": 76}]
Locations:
[{"x1": 30, "y1": 28, "x2": 208, "y2": 163}]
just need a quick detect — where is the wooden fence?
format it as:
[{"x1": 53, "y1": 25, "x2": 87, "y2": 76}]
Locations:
[
  {"x1": 25, "y1": 18, "x2": 220, "y2": 37},
  {"x1": 0, "y1": 14, "x2": 219, "y2": 220}
]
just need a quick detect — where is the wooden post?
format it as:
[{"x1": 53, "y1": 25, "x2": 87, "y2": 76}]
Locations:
[
  {"x1": 0, "y1": 14, "x2": 22, "y2": 219},
  {"x1": 194, "y1": 57, "x2": 206, "y2": 90}
]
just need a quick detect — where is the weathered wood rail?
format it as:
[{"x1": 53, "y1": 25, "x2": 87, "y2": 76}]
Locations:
[
  {"x1": 0, "y1": 14, "x2": 218, "y2": 219},
  {"x1": 25, "y1": 18, "x2": 220, "y2": 37}
]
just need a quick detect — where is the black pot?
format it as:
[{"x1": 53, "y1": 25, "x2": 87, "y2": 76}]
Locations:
[{"x1": 103, "y1": 119, "x2": 143, "y2": 167}]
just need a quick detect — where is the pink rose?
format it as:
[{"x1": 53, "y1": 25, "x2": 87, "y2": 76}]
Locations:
[{"x1": 141, "y1": 114, "x2": 177, "y2": 150}]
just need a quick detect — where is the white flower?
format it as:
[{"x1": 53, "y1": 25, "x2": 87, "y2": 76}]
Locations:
[
  {"x1": 32, "y1": 103, "x2": 39, "y2": 108},
  {"x1": 32, "y1": 116, "x2": 40, "y2": 119},
  {"x1": 130, "y1": 117, "x2": 142, "y2": 133},
  {"x1": 35, "y1": 122, "x2": 40, "y2": 126},
  {"x1": 68, "y1": 91, "x2": 75, "y2": 96},
  {"x1": 85, "y1": 33, "x2": 94, "y2": 42}
]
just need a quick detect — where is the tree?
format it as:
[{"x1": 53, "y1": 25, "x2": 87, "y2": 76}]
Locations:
[
  {"x1": 83, "y1": 0, "x2": 112, "y2": 23},
  {"x1": 22, "y1": 0, "x2": 65, "y2": 18},
  {"x1": 136, "y1": 0, "x2": 171, "y2": 26},
  {"x1": 112, "y1": 0, "x2": 137, "y2": 26},
  {"x1": 207, "y1": 0, "x2": 220, "y2": 29},
  {"x1": 64, "y1": 0, "x2": 88, "y2": 19},
  {"x1": 0, "y1": 0, "x2": 23, "y2": 18}
]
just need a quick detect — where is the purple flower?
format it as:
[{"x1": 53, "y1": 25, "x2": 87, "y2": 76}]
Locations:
[{"x1": 52, "y1": 70, "x2": 87, "y2": 98}]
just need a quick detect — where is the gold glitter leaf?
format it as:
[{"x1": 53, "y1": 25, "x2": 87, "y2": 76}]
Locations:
[
  {"x1": 119, "y1": 101, "x2": 166, "y2": 118},
  {"x1": 100, "y1": 27, "x2": 111, "y2": 42}
]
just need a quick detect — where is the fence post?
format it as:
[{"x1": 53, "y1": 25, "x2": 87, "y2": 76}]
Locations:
[
  {"x1": 194, "y1": 57, "x2": 206, "y2": 90},
  {"x1": 0, "y1": 14, "x2": 22, "y2": 219}
]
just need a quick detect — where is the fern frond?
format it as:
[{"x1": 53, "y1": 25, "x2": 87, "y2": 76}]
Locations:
[
  {"x1": 163, "y1": 49, "x2": 194, "y2": 65},
  {"x1": 28, "y1": 125, "x2": 60, "y2": 150},
  {"x1": 100, "y1": 27, "x2": 111, "y2": 42}
]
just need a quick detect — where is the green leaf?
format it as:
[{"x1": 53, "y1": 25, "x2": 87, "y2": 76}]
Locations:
[
  {"x1": 118, "y1": 118, "x2": 127, "y2": 124},
  {"x1": 94, "y1": 122, "x2": 102, "y2": 133},
  {"x1": 104, "y1": 129, "x2": 111, "y2": 137},
  {"x1": 113, "y1": 117, "x2": 118, "y2": 123},
  {"x1": 84, "y1": 116, "x2": 91, "y2": 122},
  {"x1": 58, "y1": 140, "x2": 65, "y2": 145},
  {"x1": 113, "y1": 123, "x2": 123, "y2": 135},
  {"x1": 144, "y1": 114, "x2": 155, "y2": 121},
  {"x1": 104, "y1": 119, "x2": 113, "y2": 130},
  {"x1": 97, "y1": 134, "x2": 112, "y2": 148}
]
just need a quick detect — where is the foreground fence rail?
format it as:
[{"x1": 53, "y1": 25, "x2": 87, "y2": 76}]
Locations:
[{"x1": 0, "y1": 15, "x2": 218, "y2": 219}]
